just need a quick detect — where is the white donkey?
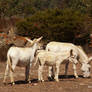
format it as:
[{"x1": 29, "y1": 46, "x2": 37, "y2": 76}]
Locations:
[
  {"x1": 3, "y1": 36, "x2": 42, "y2": 85},
  {"x1": 46, "y1": 42, "x2": 92, "y2": 78},
  {"x1": 34, "y1": 50, "x2": 74, "y2": 82}
]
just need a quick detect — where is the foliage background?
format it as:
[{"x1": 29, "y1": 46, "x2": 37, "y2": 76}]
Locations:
[{"x1": 0, "y1": 0, "x2": 92, "y2": 45}]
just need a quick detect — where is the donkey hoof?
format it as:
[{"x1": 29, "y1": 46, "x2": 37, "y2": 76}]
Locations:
[
  {"x1": 38, "y1": 80, "x2": 44, "y2": 82},
  {"x1": 56, "y1": 80, "x2": 59, "y2": 82},
  {"x1": 75, "y1": 76, "x2": 78, "y2": 78},
  {"x1": 11, "y1": 82, "x2": 15, "y2": 86},
  {"x1": 29, "y1": 81, "x2": 31, "y2": 84},
  {"x1": 41, "y1": 80, "x2": 44, "y2": 82}
]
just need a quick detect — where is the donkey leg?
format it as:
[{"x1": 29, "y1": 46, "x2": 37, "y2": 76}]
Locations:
[
  {"x1": 54, "y1": 64, "x2": 60, "y2": 82},
  {"x1": 73, "y1": 63, "x2": 78, "y2": 78},
  {"x1": 3, "y1": 64, "x2": 9, "y2": 84},
  {"x1": 25, "y1": 64, "x2": 30, "y2": 83},
  {"x1": 48, "y1": 66, "x2": 54, "y2": 79},
  {"x1": 9, "y1": 64, "x2": 16, "y2": 85},
  {"x1": 64, "y1": 62, "x2": 69, "y2": 76},
  {"x1": 38, "y1": 65, "x2": 44, "y2": 82}
]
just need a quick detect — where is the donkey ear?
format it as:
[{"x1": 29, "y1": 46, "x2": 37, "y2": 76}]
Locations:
[
  {"x1": 88, "y1": 56, "x2": 92, "y2": 64},
  {"x1": 36, "y1": 36, "x2": 43, "y2": 42},
  {"x1": 25, "y1": 37, "x2": 33, "y2": 43}
]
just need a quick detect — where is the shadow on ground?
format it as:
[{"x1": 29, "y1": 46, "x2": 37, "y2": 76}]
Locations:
[{"x1": 7, "y1": 75, "x2": 85, "y2": 85}]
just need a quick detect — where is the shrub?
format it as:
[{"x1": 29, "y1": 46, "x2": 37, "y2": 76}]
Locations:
[{"x1": 16, "y1": 8, "x2": 90, "y2": 44}]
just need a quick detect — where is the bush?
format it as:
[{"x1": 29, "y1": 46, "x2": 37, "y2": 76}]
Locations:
[{"x1": 16, "y1": 8, "x2": 90, "y2": 44}]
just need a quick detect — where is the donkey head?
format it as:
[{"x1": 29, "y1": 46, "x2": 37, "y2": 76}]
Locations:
[
  {"x1": 81, "y1": 63, "x2": 91, "y2": 78},
  {"x1": 25, "y1": 36, "x2": 43, "y2": 50}
]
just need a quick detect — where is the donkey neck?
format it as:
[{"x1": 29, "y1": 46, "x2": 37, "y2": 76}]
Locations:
[
  {"x1": 77, "y1": 47, "x2": 88, "y2": 63},
  {"x1": 30, "y1": 43, "x2": 37, "y2": 52}
]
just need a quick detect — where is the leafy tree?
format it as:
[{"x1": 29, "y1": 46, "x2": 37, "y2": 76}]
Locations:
[
  {"x1": 16, "y1": 8, "x2": 90, "y2": 44},
  {"x1": 67, "y1": 0, "x2": 87, "y2": 13}
]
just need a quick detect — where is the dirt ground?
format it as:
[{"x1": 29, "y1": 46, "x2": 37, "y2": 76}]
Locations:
[{"x1": 0, "y1": 58, "x2": 92, "y2": 92}]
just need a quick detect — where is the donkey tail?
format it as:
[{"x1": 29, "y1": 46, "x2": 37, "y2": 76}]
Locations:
[{"x1": 7, "y1": 55, "x2": 14, "y2": 72}]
